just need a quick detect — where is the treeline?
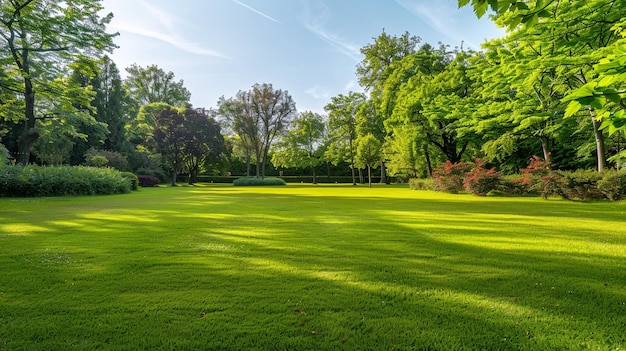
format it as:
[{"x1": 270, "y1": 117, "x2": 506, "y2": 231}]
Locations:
[{"x1": 2, "y1": 0, "x2": 626, "y2": 192}]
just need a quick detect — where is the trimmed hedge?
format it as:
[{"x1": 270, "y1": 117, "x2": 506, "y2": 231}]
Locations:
[
  {"x1": 121, "y1": 172, "x2": 139, "y2": 191},
  {"x1": 233, "y1": 177, "x2": 286, "y2": 186},
  {"x1": 0, "y1": 165, "x2": 131, "y2": 197}
]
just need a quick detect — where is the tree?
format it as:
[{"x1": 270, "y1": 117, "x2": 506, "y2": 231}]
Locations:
[
  {"x1": 355, "y1": 133, "x2": 382, "y2": 188},
  {"x1": 93, "y1": 56, "x2": 129, "y2": 153},
  {"x1": 461, "y1": 0, "x2": 626, "y2": 171},
  {"x1": 271, "y1": 111, "x2": 325, "y2": 183},
  {"x1": 183, "y1": 108, "x2": 224, "y2": 184},
  {"x1": 217, "y1": 83, "x2": 296, "y2": 178},
  {"x1": 153, "y1": 106, "x2": 186, "y2": 185},
  {"x1": 0, "y1": 0, "x2": 116, "y2": 164},
  {"x1": 325, "y1": 92, "x2": 366, "y2": 185},
  {"x1": 125, "y1": 64, "x2": 191, "y2": 107}
]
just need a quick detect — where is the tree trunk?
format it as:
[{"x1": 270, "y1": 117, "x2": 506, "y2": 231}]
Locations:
[
  {"x1": 312, "y1": 165, "x2": 317, "y2": 184},
  {"x1": 17, "y1": 73, "x2": 38, "y2": 165},
  {"x1": 539, "y1": 136, "x2": 551, "y2": 162},
  {"x1": 367, "y1": 165, "x2": 372, "y2": 188},
  {"x1": 358, "y1": 168, "x2": 364, "y2": 184},
  {"x1": 245, "y1": 151, "x2": 251, "y2": 176},
  {"x1": 424, "y1": 144, "x2": 433, "y2": 177},
  {"x1": 171, "y1": 168, "x2": 178, "y2": 186},
  {"x1": 589, "y1": 107, "x2": 607, "y2": 172},
  {"x1": 350, "y1": 165, "x2": 356, "y2": 185},
  {"x1": 380, "y1": 161, "x2": 387, "y2": 184}
]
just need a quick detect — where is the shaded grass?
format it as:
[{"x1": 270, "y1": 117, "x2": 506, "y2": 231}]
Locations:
[{"x1": 0, "y1": 184, "x2": 625, "y2": 350}]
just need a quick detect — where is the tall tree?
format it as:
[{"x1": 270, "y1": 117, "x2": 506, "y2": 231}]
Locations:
[
  {"x1": 218, "y1": 83, "x2": 295, "y2": 178},
  {"x1": 0, "y1": 0, "x2": 116, "y2": 164},
  {"x1": 183, "y1": 108, "x2": 224, "y2": 184},
  {"x1": 94, "y1": 56, "x2": 128, "y2": 153},
  {"x1": 124, "y1": 64, "x2": 191, "y2": 119},
  {"x1": 271, "y1": 111, "x2": 325, "y2": 183},
  {"x1": 324, "y1": 91, "x2": 365, "y2": 185},
  {"x1": 153, "y1": 106, "x2": 186, "y2": 186}
]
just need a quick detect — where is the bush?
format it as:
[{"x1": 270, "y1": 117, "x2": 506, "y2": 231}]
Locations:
[
  {"x1": 558, "y1": 169, "x2": 603, "y2": 201},
  {"x1": 136, "y1": 167, "x2": 166, "y2": 182},
  {"x1": 597, "y1": 169, "x2": 626, "y2": 201},
  {"x1": 84, "y1": 148, "x2": 129, "y2": 171},
  {"x1": 233, "y1": 177, "x2": 286, "y2": 186},
  {"x1": 463, "y1": 159, "x2": 501, "y2": 196},
  {"x1": 88, "y1": 155, "x2": 109, "y2": 167},
  {"x1": 0, "y1": 165, "x2": 131, "y2": 197},
  {"x1": 497, "y1": 174, "x2": 535, "y2": 196},
  {"x1": 121, "y1": 172, "x2": 139, "y2": 191},
  {"x1": 137, "y1": 174, "x2": 161, "y2": 187},
  {"x1": 408, "y1": 178, "x2": 435, "y2": 190},
  {"x1": 519, "y1": 156, "x2": 561, "y2": 199},
  {"x1": 432, "y1": 161, "x2": 469, "y2": 194},
  {"x1": 0, "y1": 144, "x2": 10, "y2": 165}
]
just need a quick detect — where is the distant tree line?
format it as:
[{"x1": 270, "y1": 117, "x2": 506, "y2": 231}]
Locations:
[{"x1": 2, "y1": 0, "x2": 625, "y2": 188}]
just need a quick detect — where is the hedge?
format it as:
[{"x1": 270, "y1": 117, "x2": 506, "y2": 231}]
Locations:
[{"x1": 0, "y1": 165, "x2": 132, "y2": 197}]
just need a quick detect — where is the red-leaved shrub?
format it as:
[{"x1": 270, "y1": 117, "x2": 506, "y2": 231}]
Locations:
[
  {"x1": 432, "y1": 161, "x2": 469, "y2": 194},
  {"x1": 463, "y1": 158, "x2": 501, "y2": 196}
]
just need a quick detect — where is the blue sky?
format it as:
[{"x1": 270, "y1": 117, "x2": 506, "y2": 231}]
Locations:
[{"x1": 101, "y1": 0, "x2": 505, "y2": 114}]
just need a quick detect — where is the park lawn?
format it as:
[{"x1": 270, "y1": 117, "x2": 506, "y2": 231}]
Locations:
[{"x1": 0, "y1": 184, "x2": 625, "y2": 350}]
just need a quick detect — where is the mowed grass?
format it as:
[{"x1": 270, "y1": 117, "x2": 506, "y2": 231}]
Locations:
[{"x1": 0, "y1": 184, "x2": 625, "y2": 350}]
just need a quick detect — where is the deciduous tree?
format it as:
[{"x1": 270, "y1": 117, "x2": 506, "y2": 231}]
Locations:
[{"x1": 0, "y1": 0, "x2": 116, "y2": 164}]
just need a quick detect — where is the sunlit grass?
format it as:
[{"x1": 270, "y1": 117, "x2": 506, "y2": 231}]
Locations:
[{"x1": 0, "y1": 184, "x2": 625, "y2": 350}]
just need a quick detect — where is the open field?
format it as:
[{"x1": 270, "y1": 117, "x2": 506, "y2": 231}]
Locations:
[{"x1": 0, "y1": 184, "x2": 625, "y2": 350}]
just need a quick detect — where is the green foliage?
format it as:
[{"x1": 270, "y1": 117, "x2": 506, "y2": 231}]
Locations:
[
  {"x1": 0, "y1": 165, "x2": 131, "y2": 197},
  {"x1": 84, "y1": 148, "x2": 129, "y2": 171},
  {"x1": 232, "y1": 177, "x2": 286, "y2": 186},
  {"x1": 0, "y1": 143, "x2": 9, "y2": 165},
  {"x1": 87, "y1": 155, "x2": 109, "y2": 167},
  {"x1": 597, "y1": 169, "x2": 626, "y2": 201},
  {"x1": 408, "y1": 177, "x2": 435, "y2": 190},
  {"x1": 558, "y1": 169, "x2": 604, "y2": 201},
  {"x1": 120, "y1": 172, "x2": 139, "y2": 191}
]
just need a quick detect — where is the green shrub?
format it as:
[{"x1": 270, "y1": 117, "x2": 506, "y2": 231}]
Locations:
[
  {"x1": 88, "y1": 155, "x2": 109, "y2": 167},
  {"x1": 121, "y1": 172, "x2": 139, "y2": 191},
  {"x1": 597, "y1": 169, "x2": 626, "y2": 201},
  {"x1": 84, "y1": 148, "x2": 129, "y2": 171},
  {"x1": 0, "y1": 165, "x2": 131, "y2": 197},
  {"x1": 136, "y1": 167, "x2": 166, "y2": 181},
  {"x1": 408, "y1": 178, "x2": 435, "y2": 190},
  {"x1": 558, "y1": 169, "x2": 604, "y2": 201},
  {"x1": 497, "y1": 174, "x2": 534, "y2": 196},
  {"x1": 233, "y1": 177, "x2": 286, "y2": 186},
  {"x1": 0, "y1": 144, "x2": 9, "y2": 165}
]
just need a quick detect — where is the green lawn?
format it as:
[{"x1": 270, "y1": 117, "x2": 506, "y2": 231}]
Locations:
[{"x1": 0, "y1": 184, "x2": 625, "y2": 350}]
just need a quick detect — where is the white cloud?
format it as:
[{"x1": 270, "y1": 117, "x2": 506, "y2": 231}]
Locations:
[
  {"x1": 231, "y1": 0, "x2": 281, "y2": 24},
  {"x1": 300, "y1": 2, "x2": 362, "y2": 62},
  {"x1": 109, "y1": 2, "x2": 229, "y2": 59},
  {"x1": 305, "y1": 85, "x2": 331, "y2": 100},
  {"x1": 394, "y1": 0, "x2": 480, "y2": 49}
]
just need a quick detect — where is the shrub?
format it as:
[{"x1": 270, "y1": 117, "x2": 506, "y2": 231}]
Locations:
[
  {"x1": 136, "y1": 167, "x2": 166, "y2": 181},
  {"x1": 233, "y1": 177, "x2": 287, "y2": 186},
  {"x1": 0, "y1": 165, "x2": 131, "y2": 197},
  {"x1": 84, "y1": 148, "x2": 129, "y2": 171},
  {"x1": 558, "y1": 169, "x2": 604, "y2": 201},
  {"x1": 137, "y1": 174, "x2": 161, "y2": 187},
  {"x1": 88, "y1": 155, "x2": 109, "y2": 167},
  {"x1": 498, "y1": 174, "x2": 534, "y2": 196},
  {"x1": 463, "y1": 159, "x2": 501, "y2": 196},
  {"x1": 0, "y1": 144, "x2": 9, "y2": 165},
  {"x1": 408, "y1": 178, "x2": 435, "y2": 190},
  {"x1": 121, "y1": 172, "x2": 139, "y2": 191},
  {"x1": 597, "y1": 169, "x2": 626, "y2": 201},
  {"x1": 432, "y1": 161, "x2": 469, "y2": 194},
  {"x1": 520, "y1": 156, "x2": 561, "y2": 199}
]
